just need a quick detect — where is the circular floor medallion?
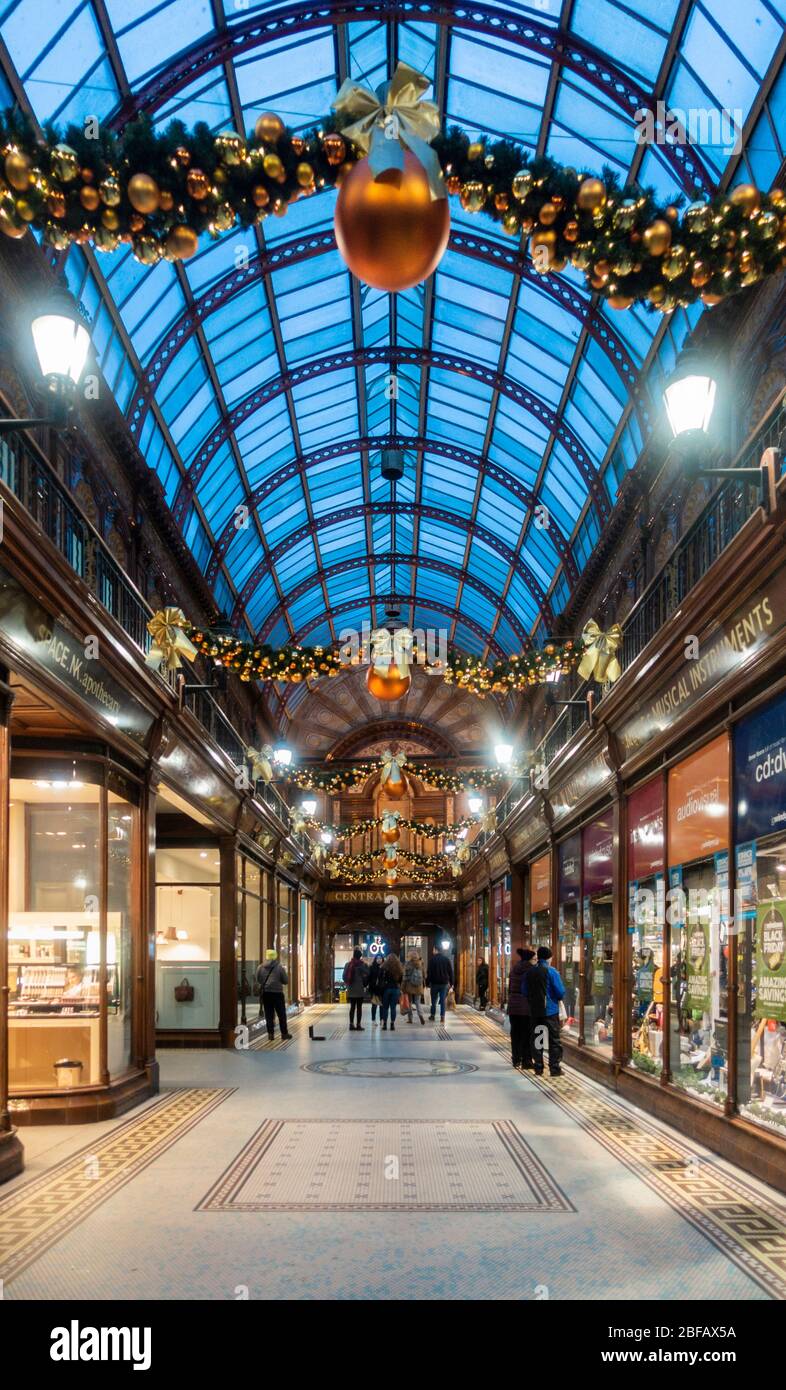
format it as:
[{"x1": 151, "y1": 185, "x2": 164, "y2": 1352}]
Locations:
[{"x1": 302, "y1": 1056, "x2": 477, "y2": 1078}]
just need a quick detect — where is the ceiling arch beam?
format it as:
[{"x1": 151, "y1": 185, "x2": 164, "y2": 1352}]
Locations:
[
  {"x1": 286, "y1": 594, "x2": 509, "y2": 661},
  {"x1": 230, "y1": 499, "x2": 554, "y2": 619},
  {"x1": 172, "y1": 345, "x2": 609, "y2": 525},
  {"x1": 126, "y1": 228, "x2": 645, "y2": 442},
  {"x1": 107, "y1": 0, "x2": 713, "y2": 193},
  {"x1": 248, "y1": 553, "x2": 534, "y2": 648},
  {"x1": 206, "y1": 434, "x2": 578, "y2": 583}
]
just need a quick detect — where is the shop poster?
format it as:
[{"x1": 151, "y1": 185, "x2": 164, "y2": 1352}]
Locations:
[
  {"x1": 734, "y1": 690, "x2": 786, "y2": 843},
  {"x1": 755, "y1": 900, "x2": 786, "y2": 1023},
  {"x1": 735, "y1": 841, "x2": 757, "y2": 927},
  {"x1": 686, "y1": 912, "x2": 712, "y2": 1013}
]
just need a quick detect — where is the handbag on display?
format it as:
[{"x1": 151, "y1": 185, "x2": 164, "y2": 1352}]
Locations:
[{"x1": 174, "y1": 978, "x2": 194, "y2": 1002}]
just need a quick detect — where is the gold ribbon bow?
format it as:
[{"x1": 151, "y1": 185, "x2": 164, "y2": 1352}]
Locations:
[
  {"x1": 577, "y1": 620, "x2": 623, "y2": 684},
  {"x1": 145, "y1": 608, "x2": 198, "y2": 672},
  {"x1": 370, "y1": 626, "x2": 414, "y2": 678},
  {"x1": 333, "y1": 62, "x2": 445, "y2": 200},
  {"x1": 451, "y1": 862, "x2": 462, "y2": 878},
  {"x1": 482, "y1": 810, "x2": 497, "y2": 833},
  {"x1": 457, "y1": 845, "x2": 471, "y2": 864},
  {"x1": 380, "y1": 749, "x2": 407, "y2": 785},
  {"x1": 246, "y1": 744, "x2": 274, "y2": 784}
]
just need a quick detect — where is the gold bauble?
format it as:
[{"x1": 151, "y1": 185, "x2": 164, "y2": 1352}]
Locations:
[
  {"x1": 186, "y1": 168, "x2": 210, "y2": 200},
  {"x1": 322, "y1": 132, "x2": 346, "y2": 166},
  {"x1": 262, "y1": 152, "x2": 285, "y2": 181},
  {"x1": 5, "y1": 149, "x2": 31, "y2": 191},
  {"x1": 729, "y1": 183, "x2": 760, "y2": 216},
  {"x1": 690, "y1": 260, "x2": 712, "y2": 287},
  {"x1": 563, "y1": 219, "x2": 579, "y2": 242},
  {"x1": 0, "y1": 201, "x2": 26, "y2": 237},
  {"x1": 132, "y1": 234, "x2": 162, "y2": 266},
  {"x1": 593, "y1": 258, "x2": 611, "y2": 282},
  {"x1": 683, "y1": 201, "x2": 711, "y2": 234},
  {"x1": 94, "y1": 226, "x2": 120, "y2": 253},
  {"x1": 648, "y1": 283, "x2": 666, "y2": 305},
  {"x1": 50, "y1": 143, "x2": 79, "y2": 182},
  {"x1": 255, "y1": 112, "x2": 285, "y2": 145},
  {"x1": 296, "y1": 161, "x2": 315, "y2": 188},
  {"x1": 79, "y1": 184, "x2": 100, "y2": 211},
  {"x1": 502, "y1": 211, "x2": 520, "y2": 236},
  {"x1": 611, "y1": 198, "x2": 638, "y2": 230},
  {"x1": 576, "y1": 176, "x2": 606, "y2": 212},
  {"x1": 210, "y1": 202, "x2": 235, "y2": 233},
  {"x1": 530, "y1": 227, "x2": 557, "y2": 273},
  {"x1": 128, "y1": 172, "x2": 160, "y2": 214},
  {"x1": 252, "y1": 184, "x2": 270, "y2": 208},
  {"x1": 335, "y1": 153, "x2": 450, "y2": 292},
  {"x1": 757, "y1": 210, "x2": 779, "y2": 238},
  {"x1": 215, "y1": 131, "x2": 246, "y2": 165},
  {"x1": 701, "y1": 289, "x2": 723, "y2": 305},
  {"x1": 290, "y1": 136, "x2": 306, "y2": 157},
  {"x1": 384, "y1": 776, "x2": 406, "y2": 801},
  {"x1": 43, "y1": 220, "x2": 70, "y2": 250},
  {"x1": 642, "y1": 218, "x2": 672, "y2": 256},
  {"x1": 15, "y1": 197, "x2": 36, "y2": 222},
  {"x1": 129, "y1": 213, "x2": 146, "y2": 233},
  {"x1": 538, "y1": 200, "x2": 558, "y2": 225},
  {"x1": 47, "y1": 191, "x2": 66, "y2": 218},
  {"x1": 101, "y1": 207, "x2": 120, "y2": 230},
  {"x1": 494, "y1": 190, "x2": 509, "y2": 212},
  {"x1": 99, "y1": 175, "x2": 121, "y2": 206},
  {"x1": 768, "y1": 188, "x2": 786, "y2": 207},
  {"x1": 382, "y1": 827, "x2": 400, "y2": 845},
  {"x1": 663, "y1": 244, "x2": 688, "y2": 279},
  {"x1": 467, "y1": 141, "x2": 484, "y2": 162},
  {"x1": 159, "y1": 189, "x2": 175, "y2": 212},
  {"x1": 366, "y1": 661, "x2": 412, "y2": 701},
  {"x1": 459, "y1": 179, "x2": 485, "y2": 213},
  {"x1": 511, "y1": 170, "x2": 532, "y2": 202},
  {"x1": 664, "y1": 204, "x2": 679, "y2": 222},
  {"x1": 612, "y1": 254, "x2": 633, "y2": 276},
  {"x1": 175, "y1": 145, "x2": 191, "y2": 167},
  {"x1": 166, "y1": 224, "x2": 199, "y2": 259},
  {"x1": 606, "y1": 292, "x2": 634, "y2": 310}
]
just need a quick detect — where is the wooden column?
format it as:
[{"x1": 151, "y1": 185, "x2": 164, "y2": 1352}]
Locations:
[
  {"x1": 724, "y1": 724, "x2": 738, "y2": 1117},
  {"x1": 137, "y1": 775, "x2": 159, "y2": 1083},
  {"x1": 509, "y1": 864, "x2": 525, "y2": 950},
  {"x1": 0, "y1": 676, "x2": 23, "y2": 1183},
  {"x1": 219, "y1": 837, "x2": 238, "y2": 1047}
]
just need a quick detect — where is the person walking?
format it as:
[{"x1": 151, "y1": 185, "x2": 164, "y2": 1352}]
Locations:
[
  {"x1": 343, "y1": 947, "x2": 369, "y2": 1031},
  {"x1": 508, "y1": 946, "x2": 535, "y2": 1069},
  {"x1": 256, "y1": 948, "x2": 292, "y2": 1042},
  {"x1": 524, "y1": 946, "x2": 565, "y2": 1077},
  {"x1": 367, "y1": 953, "x2": 385, "y2": 1025},
  {"x1": 475, "y1": 956, "x2": 489, "y2": 1011},
  {"x1": 403, "y1": 950, "x2": 426, "y2": 1025},
  {"x1": 380, "y1": 951, "x2": 403, "y2": 1030},
  {"x1": 426, "y1": 944, "x2": 453, "y2": 1023}
]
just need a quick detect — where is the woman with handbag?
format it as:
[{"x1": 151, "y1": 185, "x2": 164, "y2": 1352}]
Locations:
[
  {"x1": 343, "y1": 947, "x2": 370, "y2": 1031},
  {"x1": 402, "y1": 950, "x2": 426, "y2": 1024},
  {"x1": 367, "y1": 955, "x2": 385, "y2": 1025},
  {"x1": 255, "y1": 949, "x2": 292, "y2": 1042},
  {"x1": 380, "y1": 951, "x2": 404, "y2": 1031}
]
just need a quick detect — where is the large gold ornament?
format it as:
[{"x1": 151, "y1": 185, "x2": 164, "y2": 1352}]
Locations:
[
  {"x1": 186, "y1": 168, "x2": 209, "y2": 199},
  {"x1": 642, "y1": 218, "x2": 672, "y2": 256},
  {"x1": 215, "y1": 131, "x2": 246, "y2": 165},
  {"x1": 128, "y1": 173, "x2": 160, "y2": 214},
  {"x1": 99, "y1": 175, "x2": 121, "y2": 206},
  {"x1": 255, "y1": 112, "x2": 285, "y2": 145},
  {"x1": 511, "y1": 170, "x2": 533, "y2": 202},
  {"x1": 50, "y1": 143, "x2": 79, "y2": 182},
  {"x1": 166, "y1": 224, "x2": 199, "y2": 259},
  {"x1": 334, "y1": 152, "x2": 449, "y2": 292},
  {"x1": 4, "y1": 149, "x2": 31, "y2": 191},
  {"x1": 729, "y1": 183, "x2": 760, "y2": 216},
  {"x1": 576, "y1": 177, "x2": 606, "y2": 212},
  {"x1": 366, "y1": 660, "x2": 412, "y2": 701},
  {"x1": 459, "y1": 179, "x2": 485, "y2": 213}
]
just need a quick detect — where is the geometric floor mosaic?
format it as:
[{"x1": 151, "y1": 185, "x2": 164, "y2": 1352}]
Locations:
[
  {"x1": 0, "y1": 1088, "x2": 233, "y2": 1286},
  {"x1": 460, "y1": 1008, "x2": 786, "y2": 1300},
  {"x1": 302, "y1": 1056, "x2": 476, "y2": 1078},
  {"x1": 196, "y1": 1117, "x2": 576, "y2": 1212},
  {"x1": 327, "y1": 1025, "x2": 454, "y2": 1040},
  {"x1": 248, "y1": 1004, "x2": 333, "y2": 1051}
]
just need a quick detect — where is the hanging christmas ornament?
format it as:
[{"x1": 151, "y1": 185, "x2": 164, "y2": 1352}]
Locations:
[
  {"x1": 4, "y1": 149, "x2": 31, "y2": 191},
  {"x1": 576, "y1": 177, "x2": 606, "y2": 212},
  {"x1": 366, "y1": 627, "x2": 413, "y2": 701},
  {"x1": 379, "y1": 749, "x2": 408, "y2": 799},
  {"x1": 332, "y1": 62, "x2": 449, "y2": 292},
  {"x1": 729, "y1": 183, "x2": 760, "y2": 216},
  {"x1": 79, "y1": 185, "x2": 100, "y2": 212},
  {"x1": 459, "y1": 179, "x2": 485, "y2": 213},
  {"x1": 99, "y1": 174, "x2": 121, "y2": 207},
  {"x1": 511, "y1": 170, "x2": 533, "y2": 202},
  {"x1": 166, "y1": 224, "x2": 199, "y2": 259},
  {"x1": 50, "y1": 143, "x2": 79, "y2": 182},
  {"x1": 642, "y1": 218, "x2": 672, "y2": 256},
  {"x1": 128, "y1": 173, "x2": 160, "y2": 214},
  {"x1": 382, "y1": 811, "x2": 401, "y2": 845},
  {"x1": 322, "y1": 132, "x2": 346, "y2": 165},
  {"x1": 255, "y1": 112, "x2": 285, "y2": 145},
  {"x1": 215, "y1": 130, "x2": 246, "y2": 165}
]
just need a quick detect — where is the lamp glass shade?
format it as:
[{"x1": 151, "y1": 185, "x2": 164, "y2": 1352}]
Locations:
[
  {"x1": 468, "y1": 796, "x2": 483, "y2": 814},
  {"x1": 494, "y1": 742, "x2": 514, "y2": 767},
  {"x1": 273, "y1": 746, "x2": 292, "y2": 766},
  {"x1": 663, "y1": 373, "x2": 716, "y2": 439},
  {"x1": 301, "y1": 799, "x2": 317, "y2": 816},
  {"x1": 31, "y1": 312, "x2": 90, "y2": 385}
]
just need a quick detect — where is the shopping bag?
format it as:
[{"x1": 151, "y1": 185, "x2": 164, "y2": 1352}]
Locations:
[
  {"x1": 446, "y1": 987, "x2": 456, "y2": 1011},
  {"x1": 400, "y1": 992, "x2": 410, "y2": 1013}
]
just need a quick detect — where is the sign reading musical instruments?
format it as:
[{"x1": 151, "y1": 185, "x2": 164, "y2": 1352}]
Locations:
[
  {"x1": 756, "y1": 901, "x2": 786, "y2": 1023},
  {"x1": 618, "y1": 567, "x2": 786, "y2": 756}
]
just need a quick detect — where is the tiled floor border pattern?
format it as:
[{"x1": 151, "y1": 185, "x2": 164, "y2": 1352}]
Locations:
[
  {"x1": 460, "y1": 1008, "x2": 786, "y2": 1300},
  {"x1": 248, "y1": 1003, "x2": 334, "y2": 1050},
  {"x1": 0, "y1": 1087, "x2": 234, "y2": 1285},
  {"x1": 195, "y1": 1116, "x2": 577, "y2": 1213}
]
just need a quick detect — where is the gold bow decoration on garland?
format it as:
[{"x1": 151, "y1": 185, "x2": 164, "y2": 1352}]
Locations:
[
  {"x1": 380, "y1": 749, "x2": 408, "y2": 785},
  {"x1": 482, "y1": 809, "x2": 498, "y2": 833},
  {"x1": 333, "y1": 61, "x2": 445, "y2": 200},
  {"x1": 145, "y1": 608, "x2": 198, "y2": 672},
  {"x1": 369, "y1": 626, "x2": 414, "y2": 678},
  {"x1": 246, "y1": 744, "x2": 275, "y2": 784},
  {"x1": 577, "y1": 620, "x2": 623, "y2": 685},
  {"x1": 382, "y1": 811, "x2": 400, "y2": 833}
]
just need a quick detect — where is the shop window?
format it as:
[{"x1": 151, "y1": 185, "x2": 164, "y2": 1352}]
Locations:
[
  {"x1": 583, "y1": 816, "x2": 614, "y2": 1051},
  {"x1": 558, "y1": 835, "x2": 581, "y2": 1039},
  {"x1": 530, "y1": 853, "x2": 551, "y2": 951},
  {"x1": 628, "y1": 777, "x2": 665, "y2": 1075},
  {"x1": 107, "y1": 789, "x2": 136, "y2": 1077},
  {"x1": 155, "y1": 847, "x2": 220, "y2": 1031},
  {"x1": 736, "y1": 841, "x2": 786, "y2": 1136}
]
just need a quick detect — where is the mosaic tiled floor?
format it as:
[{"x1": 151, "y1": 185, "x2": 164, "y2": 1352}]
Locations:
[
  {"x1": 327, "y1": 1025, "x2": 453, "y2": 1039},
  {"x1": 0, "y1": 1088, "x2": 233, "y2": 1286},
  {"x1": 302, "y1": 1056, "x2": 476, "y2": 1078},
  {"x1": 248, "y1": 1003, "x2": 333, "y2": 1050},
  {"x1": 461, "y1": 1008, "x2": 786, "y2": 1300},
  {"x1": 196, "y1": 1117, "x2": 575, "y2": 1213}
]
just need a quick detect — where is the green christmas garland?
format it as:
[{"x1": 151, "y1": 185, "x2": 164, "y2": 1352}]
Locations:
[
  {"x1": 282, "y1": 762, "x2": 506, "y2": 796},
  {"x1": 1, "y1": 106, "x2": 783, "y2": 310}
]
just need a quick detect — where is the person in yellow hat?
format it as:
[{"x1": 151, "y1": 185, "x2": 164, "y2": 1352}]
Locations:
[{"x1": 256, "y1": 948, "x2": 291, "y2": 1041}]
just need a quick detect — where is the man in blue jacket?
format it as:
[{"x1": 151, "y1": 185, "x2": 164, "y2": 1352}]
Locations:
[{"x1": 523, "y1": 946, "x2": 565, "y2": 1077}]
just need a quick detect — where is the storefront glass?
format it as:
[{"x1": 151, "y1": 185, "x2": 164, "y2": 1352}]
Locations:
[
  {"x1": 278, "y1": 880, "x2": 294, "y2": 1002},
  {"x1": 530, "y1": 853, "x2": 551, "y2": 950},
  {"x1": 668, "y1": 734, "x2": 730, "y2": 1109},
  {"x1": 237, "y1": 856, "x2": 264, "y2": 1024},
  {"x1": 558, "y1": 834, "x2": 581, "y2": 1038},
  {"x1": 493, "y1": 879, "x2": 511, "y2": 1005},
  {"x1": 628, "y1": 777, "x2": 666, "y2": 1075},
  {"x1": 107, "y1": 786, "x2": 136, "y2": 1077},
  {"x1": 155, "y1": 846, "x2": 220, "y2": 1030},
  {"x1": 583, "y1": 815, "x2": 614, "y2": 1052},
  {"x1": 734, "y1": 693, "x2": 786, "y2": 1137}
]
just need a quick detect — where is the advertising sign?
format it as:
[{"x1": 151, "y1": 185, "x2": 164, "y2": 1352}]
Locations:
[
  {"x1": 559, "y1": 833, "x2": 581, "y2": 902},
  {"x1": 628, "y1": 776, "x2": 665, "y2": 880},
  {"x1": 668, "y1": 733, "x2": 730, "y2": 864},
  {"x1": 734, "y1": 690, "x2": 786, "y2": 844},
  {"x1": 686, "y1": 913, "x2": 712, "y2": 1013},
  {"x1": 583, "y1": 814, "x2": 614, "y2": 896},
  {"x1": 756, "y1": 900, "x2": 786, "y2": 1022},
  {"x1": 530, "y1": 853, "x2": 550, "y2": 913}
]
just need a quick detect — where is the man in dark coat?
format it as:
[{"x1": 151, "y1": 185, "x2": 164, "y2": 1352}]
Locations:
[
  {"x1": 507, "y1": 947, "x2": 535, "y2": 1068},
  {"x1": 426, "y1": 945, "x2": 454, "y2": 1023},
  {"x1": 475, "y1": 957, "x2": 489, "y2": 1010}
]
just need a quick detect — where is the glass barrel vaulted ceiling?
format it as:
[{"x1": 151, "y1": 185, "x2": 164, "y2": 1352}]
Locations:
[{"x1": 2, "y1": 0, "x2": 786, "y2": 733}]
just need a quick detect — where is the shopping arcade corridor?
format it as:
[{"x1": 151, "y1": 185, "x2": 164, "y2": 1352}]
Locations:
[{"x1": 1, "y1": 1004, "x2": 784, "y2": 1303}]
